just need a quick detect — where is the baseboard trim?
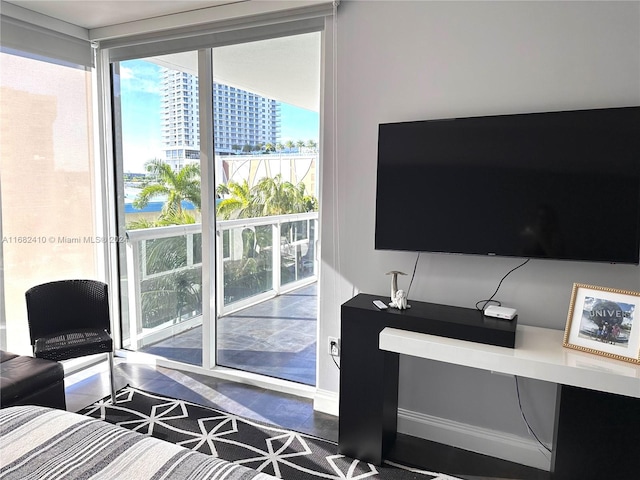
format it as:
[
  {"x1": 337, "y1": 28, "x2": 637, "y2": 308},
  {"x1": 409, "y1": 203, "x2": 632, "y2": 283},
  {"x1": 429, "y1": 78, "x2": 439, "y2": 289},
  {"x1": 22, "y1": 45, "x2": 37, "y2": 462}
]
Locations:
[
  {"x1": 397, "y1": 408, "x2": 552, "y2": 471},
  {"x1": 312, "y1": 389, "x2": 551, "y2": 471},
  {"x1": 313, "y1": 388, "x2": 339, "y2": 416}
]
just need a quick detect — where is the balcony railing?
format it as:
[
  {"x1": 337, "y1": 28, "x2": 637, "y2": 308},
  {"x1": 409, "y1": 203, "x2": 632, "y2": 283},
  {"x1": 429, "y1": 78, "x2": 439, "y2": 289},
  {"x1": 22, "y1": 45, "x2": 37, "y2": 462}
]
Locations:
[{"x1": 123, "y1": 212, "x2": 318, "y2": 351}]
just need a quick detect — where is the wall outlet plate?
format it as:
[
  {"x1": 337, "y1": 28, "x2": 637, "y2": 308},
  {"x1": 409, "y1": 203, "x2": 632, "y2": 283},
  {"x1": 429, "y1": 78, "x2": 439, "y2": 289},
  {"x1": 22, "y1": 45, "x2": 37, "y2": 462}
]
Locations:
[{"x1": 328, "y1": 336, "x2": 340, "y2": 356}]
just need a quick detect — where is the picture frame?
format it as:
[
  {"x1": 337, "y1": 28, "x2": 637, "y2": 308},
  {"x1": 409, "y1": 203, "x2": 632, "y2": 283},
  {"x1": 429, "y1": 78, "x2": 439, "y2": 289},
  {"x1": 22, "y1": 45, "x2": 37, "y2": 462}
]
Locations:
[{"x1": 564, "y1": 283, "x2": 640, "y2": 364}]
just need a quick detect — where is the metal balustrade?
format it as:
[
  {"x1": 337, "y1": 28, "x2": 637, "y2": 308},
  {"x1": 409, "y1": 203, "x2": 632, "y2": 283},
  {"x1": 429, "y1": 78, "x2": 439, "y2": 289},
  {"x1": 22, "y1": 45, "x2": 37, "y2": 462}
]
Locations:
[{"x1": 123, "y1": 212, "x2": 318, "y2": 351}]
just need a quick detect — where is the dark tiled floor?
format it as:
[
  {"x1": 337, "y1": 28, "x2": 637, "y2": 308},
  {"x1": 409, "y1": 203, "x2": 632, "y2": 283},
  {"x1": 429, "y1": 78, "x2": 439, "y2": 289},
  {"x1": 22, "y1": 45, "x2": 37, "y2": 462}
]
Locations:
[
  {"x1": 141, "y1": 283, "x2": 317, "y2": 386},
  {"x1": 66, "y1": 361, "x2": 551, "y2": 480},
  {"x1": 66, "y1": 361, "x2": 336, "y2": 441}
]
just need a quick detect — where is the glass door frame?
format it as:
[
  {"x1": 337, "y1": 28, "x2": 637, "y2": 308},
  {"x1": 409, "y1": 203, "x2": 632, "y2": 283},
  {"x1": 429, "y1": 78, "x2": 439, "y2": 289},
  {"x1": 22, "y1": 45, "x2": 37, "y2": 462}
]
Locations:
[
  {"x1": 96, "y1": 20, "x2": 327, "y2": 399},
  {"x1": 198, "y1": 48, "x2": 216, "y2": 370}
]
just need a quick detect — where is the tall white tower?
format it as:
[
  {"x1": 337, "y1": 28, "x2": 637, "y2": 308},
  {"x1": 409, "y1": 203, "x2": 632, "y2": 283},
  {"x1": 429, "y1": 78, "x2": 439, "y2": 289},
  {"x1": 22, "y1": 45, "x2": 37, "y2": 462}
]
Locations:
[
  {"x1": 160, "y1": 69, "x2": 200, "y2": 171},
  {"x1": 160, "y1": 69, "x2": 280, "y2": 170}
]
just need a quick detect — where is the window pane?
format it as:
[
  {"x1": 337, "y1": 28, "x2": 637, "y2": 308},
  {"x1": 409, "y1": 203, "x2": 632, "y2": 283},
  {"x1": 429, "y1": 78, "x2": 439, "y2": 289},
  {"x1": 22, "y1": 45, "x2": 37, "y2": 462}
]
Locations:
[
  {"x1": 140, "y1": 234, "x2": 202, "y2": 327},
  {"x1": 116, "y1": 53, "x2": 203, "y2": 365},
  {"x1": 0, "y1": 52, "x2": 98, "y2": 355},
  {"x1": 222, "y1": 224, "x2": 273, "y2": 306},
  {"x1": 281, "y1": 219, "x2": 317, "y2": 286},
  {"x1": 213, "y1": 32, "x2": 320, "y2": 385}
]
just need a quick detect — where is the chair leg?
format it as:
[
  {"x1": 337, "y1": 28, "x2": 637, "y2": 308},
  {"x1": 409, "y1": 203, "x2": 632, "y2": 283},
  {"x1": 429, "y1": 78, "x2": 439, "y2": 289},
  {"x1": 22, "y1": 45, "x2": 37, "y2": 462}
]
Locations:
[{"x1": 108, "y1": 352, "x2": 116, "y2": 404}]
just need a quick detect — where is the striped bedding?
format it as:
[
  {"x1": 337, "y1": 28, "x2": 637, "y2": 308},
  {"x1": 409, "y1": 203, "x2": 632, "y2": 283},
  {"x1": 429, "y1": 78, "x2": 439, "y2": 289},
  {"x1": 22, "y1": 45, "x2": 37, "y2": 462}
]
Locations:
[{"x1": 0, "y1": 405, "x2": 277, "y2": 480}]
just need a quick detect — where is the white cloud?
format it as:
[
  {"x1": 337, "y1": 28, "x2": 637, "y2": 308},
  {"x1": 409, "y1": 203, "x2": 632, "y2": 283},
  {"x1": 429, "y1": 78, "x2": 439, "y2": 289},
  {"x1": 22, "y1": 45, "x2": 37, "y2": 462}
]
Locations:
[
  {"x1": 120, "y1": 66, "x2": 134, "y2": 80},
  {"x1": 120, "y1": 60, "x2": 161, "y2": 95}
]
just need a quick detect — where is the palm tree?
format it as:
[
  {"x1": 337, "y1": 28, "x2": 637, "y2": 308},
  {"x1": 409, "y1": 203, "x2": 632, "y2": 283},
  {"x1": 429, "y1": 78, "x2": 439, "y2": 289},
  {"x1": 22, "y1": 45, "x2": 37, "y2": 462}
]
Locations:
[
  {"x1": 252, "y1": 175, "x2": 302, "y2": 216},
  {"x1": 284, "y1": 140, "x2": 295, "y2": 152},
  {"x1": 298, "y1": 182, "x2": 318, "y2": 211},
  {"x1": 296, "y1": 140, "x2": 305, "y2": 152},
  {"x1": 216, "y1": 174, "x2": 317, "y2": 219},
  {"x1": 216, "y1": 180, "x2": 259, "y2": 219},
  {"x1": 275, "y1": 142, "x2": 284, "y2": 153},
  {"x1": 133, "y1": 159, "x2": 200, "y2": 215},
  {"x1": 306, "y1": 139, "x2": 317, "y2": 151}
]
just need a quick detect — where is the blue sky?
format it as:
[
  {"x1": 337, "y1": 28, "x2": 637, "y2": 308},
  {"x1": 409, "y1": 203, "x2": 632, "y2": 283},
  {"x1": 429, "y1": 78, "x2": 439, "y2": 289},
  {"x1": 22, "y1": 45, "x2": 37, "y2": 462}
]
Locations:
[
  {"x1": 279, "y1": 103, "x2": 319, "y2": 144},
  {"x1": 120, "y1": 60, "x2": 319, "y2": 173}
]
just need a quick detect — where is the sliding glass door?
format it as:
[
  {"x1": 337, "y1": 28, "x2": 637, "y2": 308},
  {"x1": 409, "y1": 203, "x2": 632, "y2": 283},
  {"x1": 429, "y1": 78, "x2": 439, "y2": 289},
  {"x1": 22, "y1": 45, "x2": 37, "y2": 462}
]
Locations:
[
  {"x1": 112, "y1": 51, "x2": 204, "y2": 365},
  {"x1": 211, "y1": 33, "x2": 320, "y2": 384},
  {"x1": 109, "y1": 30, "x2": 321, "y2": 386}
]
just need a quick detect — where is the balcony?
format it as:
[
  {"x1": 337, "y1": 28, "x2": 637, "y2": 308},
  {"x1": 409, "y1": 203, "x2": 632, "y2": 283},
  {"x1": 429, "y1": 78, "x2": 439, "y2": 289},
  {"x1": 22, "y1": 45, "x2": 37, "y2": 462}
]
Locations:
[{"x1": 122, "y1": 212, "x2": 318, "y2": 385}]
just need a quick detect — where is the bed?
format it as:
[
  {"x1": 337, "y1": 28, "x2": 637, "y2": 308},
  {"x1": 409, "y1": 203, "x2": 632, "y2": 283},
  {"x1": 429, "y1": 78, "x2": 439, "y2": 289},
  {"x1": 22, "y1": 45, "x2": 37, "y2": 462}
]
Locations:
[{"x1": 0, "y1": 405, "x2": 277, "y2": 480}]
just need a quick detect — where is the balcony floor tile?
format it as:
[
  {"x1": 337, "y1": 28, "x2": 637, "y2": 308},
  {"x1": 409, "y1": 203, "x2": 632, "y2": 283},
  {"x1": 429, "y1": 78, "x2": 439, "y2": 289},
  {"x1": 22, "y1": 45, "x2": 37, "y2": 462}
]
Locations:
[{"x1": 140, "y1": 283, "x2": 317, "y2": 385}]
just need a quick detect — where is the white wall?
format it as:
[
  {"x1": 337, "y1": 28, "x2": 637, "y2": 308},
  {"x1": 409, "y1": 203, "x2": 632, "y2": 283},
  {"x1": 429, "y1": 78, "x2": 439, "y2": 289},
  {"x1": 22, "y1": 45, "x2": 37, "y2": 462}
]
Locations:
[{"x1": 317, "y1": 0, "x2": 640, "y2": 469}]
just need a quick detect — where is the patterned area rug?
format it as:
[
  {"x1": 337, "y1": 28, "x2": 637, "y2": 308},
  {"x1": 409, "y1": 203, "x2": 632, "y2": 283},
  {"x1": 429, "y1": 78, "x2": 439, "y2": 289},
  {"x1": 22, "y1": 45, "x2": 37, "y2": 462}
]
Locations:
[{"x1": 79, "y1": 386, "x2": 462, "y2": 480}]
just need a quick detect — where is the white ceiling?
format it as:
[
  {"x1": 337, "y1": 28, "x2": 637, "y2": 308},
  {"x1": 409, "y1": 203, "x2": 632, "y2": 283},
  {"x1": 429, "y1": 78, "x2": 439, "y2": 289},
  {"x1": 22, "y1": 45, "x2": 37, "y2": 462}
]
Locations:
[
  {"x1": 5, "y1": 1, "x2": 241, "y2": 30},
  {"x1": 4, "y1": 0, "x2": 322, "y2": 111},
  {"x1": 149, "y1": 31, "x2": 321, "y2": 112}
]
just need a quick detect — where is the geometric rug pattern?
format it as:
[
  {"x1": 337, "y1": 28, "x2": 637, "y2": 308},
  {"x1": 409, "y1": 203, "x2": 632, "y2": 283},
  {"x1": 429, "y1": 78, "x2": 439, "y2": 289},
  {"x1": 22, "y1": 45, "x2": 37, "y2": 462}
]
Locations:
[{"x1": 79, "y1": 386, "x2": 463, "y2": 480}]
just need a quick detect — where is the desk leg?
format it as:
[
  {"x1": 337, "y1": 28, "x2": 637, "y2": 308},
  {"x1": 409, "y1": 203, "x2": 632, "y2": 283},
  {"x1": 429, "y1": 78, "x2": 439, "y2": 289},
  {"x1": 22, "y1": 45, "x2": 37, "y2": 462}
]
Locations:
[
  {"x1": 338, "y1": 310, "x2": 399, "y2": 465},
  {"x1": 551, "y1": 384, "x2": 640, "y2": 479}
]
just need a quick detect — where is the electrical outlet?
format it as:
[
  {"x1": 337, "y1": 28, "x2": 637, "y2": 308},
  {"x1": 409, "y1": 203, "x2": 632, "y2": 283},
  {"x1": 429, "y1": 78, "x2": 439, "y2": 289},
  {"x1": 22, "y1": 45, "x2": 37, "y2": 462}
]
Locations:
[{"x1": 328, "y1": 336, "x2": 340, "y2": 357}]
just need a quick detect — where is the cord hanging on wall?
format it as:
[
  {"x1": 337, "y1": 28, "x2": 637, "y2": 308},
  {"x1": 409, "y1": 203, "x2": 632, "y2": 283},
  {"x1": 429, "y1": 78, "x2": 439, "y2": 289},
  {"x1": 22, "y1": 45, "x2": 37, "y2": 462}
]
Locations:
[{"x1": 476, "y1": 258, "x2": 531, "y2": 312}]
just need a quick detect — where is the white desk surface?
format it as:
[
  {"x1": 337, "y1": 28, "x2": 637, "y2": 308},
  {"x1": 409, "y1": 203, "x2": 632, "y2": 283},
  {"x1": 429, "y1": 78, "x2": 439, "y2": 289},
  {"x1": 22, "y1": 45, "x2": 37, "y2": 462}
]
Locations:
[{"x1": 380, "y1": 325, "x2": 640, "y2": 399}]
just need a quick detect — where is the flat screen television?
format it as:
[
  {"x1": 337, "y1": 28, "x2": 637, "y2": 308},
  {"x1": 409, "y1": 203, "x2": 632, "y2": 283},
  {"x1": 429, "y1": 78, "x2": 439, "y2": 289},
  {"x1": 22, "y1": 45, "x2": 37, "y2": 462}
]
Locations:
[{"x1": 375, "y1": 106, "x2": 640, "y2": 264}]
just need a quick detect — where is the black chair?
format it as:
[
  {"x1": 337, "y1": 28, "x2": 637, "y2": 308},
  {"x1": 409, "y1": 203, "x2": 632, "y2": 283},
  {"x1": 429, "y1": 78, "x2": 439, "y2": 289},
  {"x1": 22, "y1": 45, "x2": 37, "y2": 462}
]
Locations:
[{"x1": 25, "y1": 279, "x2": 116, "y2": 404}]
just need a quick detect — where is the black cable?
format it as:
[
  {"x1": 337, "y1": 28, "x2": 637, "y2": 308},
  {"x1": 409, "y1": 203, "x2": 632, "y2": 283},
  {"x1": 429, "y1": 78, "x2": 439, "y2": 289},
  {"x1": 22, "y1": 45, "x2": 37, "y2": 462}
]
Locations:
[
  {"x1": 331, "y1": 354, "x2": 340, "y2": 370},
  {"x1": 475, "y1": 258, "x2": 530, "y2": 311},
  {"x1": 406, "y1": 252, "x2": 421, "y2": 298},
  {"x1": 515, "y1": 376, "x2": 551, "y2": 453}
]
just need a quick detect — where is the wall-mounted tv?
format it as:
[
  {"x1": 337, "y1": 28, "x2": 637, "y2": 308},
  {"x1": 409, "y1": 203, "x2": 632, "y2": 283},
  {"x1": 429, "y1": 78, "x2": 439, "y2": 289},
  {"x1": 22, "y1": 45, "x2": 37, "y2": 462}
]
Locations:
[{"x1": 375, "y1": 107, "x2": 640, "y2": 264}]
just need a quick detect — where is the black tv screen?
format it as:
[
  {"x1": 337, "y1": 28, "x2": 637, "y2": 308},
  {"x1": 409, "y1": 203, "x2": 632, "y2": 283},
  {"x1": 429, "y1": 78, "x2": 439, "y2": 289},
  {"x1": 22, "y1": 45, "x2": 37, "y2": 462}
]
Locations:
[{"x1": 375, "y1": 107, "x2": 640, "y2": 264}]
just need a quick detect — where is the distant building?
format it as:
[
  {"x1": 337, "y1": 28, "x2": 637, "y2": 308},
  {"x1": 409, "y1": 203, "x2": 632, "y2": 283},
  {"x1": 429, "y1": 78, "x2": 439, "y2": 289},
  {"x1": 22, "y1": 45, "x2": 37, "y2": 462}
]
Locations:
[
  {"x1": 213, "y1": 83, "x2": 280, "y2": 156},
  {"x1": 160, "y1": 69, "x2": 280, "y2": 171},
  {"x1": 160, "y1": 69, "x2": 199, "y2": 171}
]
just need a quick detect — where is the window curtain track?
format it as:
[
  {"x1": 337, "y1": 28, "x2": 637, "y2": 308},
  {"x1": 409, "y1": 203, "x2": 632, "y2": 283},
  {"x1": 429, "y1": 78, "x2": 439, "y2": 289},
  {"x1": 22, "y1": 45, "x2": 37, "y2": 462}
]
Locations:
[{"x1": 99, "y1": 3, "x2": 335, "y2": 62}]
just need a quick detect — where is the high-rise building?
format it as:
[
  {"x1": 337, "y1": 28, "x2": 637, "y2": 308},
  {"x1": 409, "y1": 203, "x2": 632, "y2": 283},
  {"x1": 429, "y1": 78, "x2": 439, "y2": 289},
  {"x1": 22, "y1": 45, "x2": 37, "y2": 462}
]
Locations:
[
  {"x1": 160, "y1": 69, "x2": 200, "y2": 171},
  {"x1": 213, "y1": 83, "x2": 281, "y2": 156},
  {"x1": 160, "y1": 68, "x2": 281, "y2": 170}
]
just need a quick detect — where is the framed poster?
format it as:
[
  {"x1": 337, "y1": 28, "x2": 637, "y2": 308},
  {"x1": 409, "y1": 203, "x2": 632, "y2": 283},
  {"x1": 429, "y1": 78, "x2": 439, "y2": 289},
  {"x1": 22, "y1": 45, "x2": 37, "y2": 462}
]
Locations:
[{"x1": 564, "y1": 283, "x2": 640, "y2": 364}]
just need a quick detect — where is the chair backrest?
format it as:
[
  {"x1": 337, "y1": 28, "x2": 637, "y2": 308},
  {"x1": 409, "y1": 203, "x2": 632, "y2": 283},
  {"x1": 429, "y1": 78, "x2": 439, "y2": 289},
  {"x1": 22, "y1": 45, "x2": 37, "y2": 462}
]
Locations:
[{"x1": 25, "y1": 280, "x2": 110, "y2": 346}]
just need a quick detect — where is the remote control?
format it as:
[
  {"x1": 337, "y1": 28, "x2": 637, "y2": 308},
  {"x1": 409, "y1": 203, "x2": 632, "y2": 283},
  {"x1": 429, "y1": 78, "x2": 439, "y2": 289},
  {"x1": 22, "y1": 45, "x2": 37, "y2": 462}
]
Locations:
[{"x1": 373, "y1": 300, "x2": 388, "y2": 310}]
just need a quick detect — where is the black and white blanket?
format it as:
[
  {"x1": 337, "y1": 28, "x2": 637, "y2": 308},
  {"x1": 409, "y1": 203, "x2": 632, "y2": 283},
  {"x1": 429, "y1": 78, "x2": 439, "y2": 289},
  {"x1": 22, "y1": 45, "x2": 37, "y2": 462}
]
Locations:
[{"x1": 0, "y1": 405, "x2": 277, "y2": 480}]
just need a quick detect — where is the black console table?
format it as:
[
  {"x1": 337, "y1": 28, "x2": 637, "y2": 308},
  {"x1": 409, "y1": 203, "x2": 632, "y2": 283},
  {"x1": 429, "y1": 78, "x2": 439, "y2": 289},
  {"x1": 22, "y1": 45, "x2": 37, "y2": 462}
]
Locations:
[
  {"x1": 338, "y1": 293, "x2": 517, "y2": 464},
  {"x1": 338, "y1": 293, "x2": 640, "y2": 478}
]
